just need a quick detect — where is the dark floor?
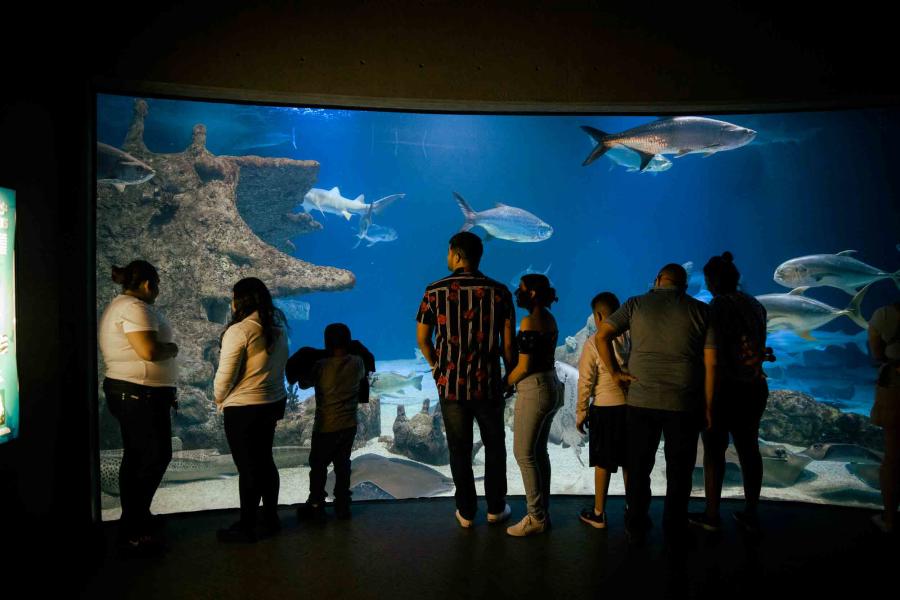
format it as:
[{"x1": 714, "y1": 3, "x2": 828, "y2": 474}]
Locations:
[{"x1": 75, "y1": 496, "x2": 896, "y2": 600}]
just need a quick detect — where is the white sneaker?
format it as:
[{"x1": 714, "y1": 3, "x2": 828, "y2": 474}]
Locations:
[
  {"x1": 455, "y1": 510, "x2": 474, "y2": 529},
  {"x1": 506, "y1": 514, "x2": 547, "y2": 537},
  {"x1": 487, "y1": 504, "x2": 511, "y2": 524},
  {"x1": 871, "y1": 513, "x2": 893, "y2": 534}
]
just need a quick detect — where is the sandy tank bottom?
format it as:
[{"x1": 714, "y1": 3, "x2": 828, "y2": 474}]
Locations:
[{"x1": 101, "y1": 400, "x2": 882, "y2": 520}]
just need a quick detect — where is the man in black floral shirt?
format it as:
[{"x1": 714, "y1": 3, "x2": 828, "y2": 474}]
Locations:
[{"x1": 416, "y1": 232, "x2": 515, "y2": 528}]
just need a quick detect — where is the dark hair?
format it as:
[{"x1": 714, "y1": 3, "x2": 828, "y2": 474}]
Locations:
[
  {"x1": 703, "y1": 251, "x2": 740, "y2": 294},
  {"x1": 590, "y1": 291, "x2": 620, "y2": 315},
  {"x1": 324, "y1": 323, "x2": 352, "y2": 353},
  {"x1": 223, "y1": 277, "x2": 286, "y2": 352},
  {"x1": 449, "y1": 231, "x2": 483, "y2": 269},
  {"x1": 111, "y1": 260, "x2": 159, "y2": 292},
  {"x1": 657, "y1": 263, "x2": 688, "y2": 288},
  {"x1": 520, "y1": 274, "x2": 558, "y2": 308}
]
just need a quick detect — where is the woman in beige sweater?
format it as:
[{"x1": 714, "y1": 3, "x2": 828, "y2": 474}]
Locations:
[{"x1": 214, "y1": 277, "x2": 289, "y2": 543}]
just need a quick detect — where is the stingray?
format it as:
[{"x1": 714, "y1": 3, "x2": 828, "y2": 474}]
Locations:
[
  {"x1": 846, "y1": 462, "x2": 881, "y2": 489},
  {"x1": 695, "y1": 442, "x2": 812, "y2": 488},
  {"x1": 757, "y1": 444, "x2": 813, "y2": 487},
  {"x1": 801, "y1": 443, "x2": 883, "y2": 463},
  {"x1": 325, "y1": 453, "x2": 454, "y2": 500}
]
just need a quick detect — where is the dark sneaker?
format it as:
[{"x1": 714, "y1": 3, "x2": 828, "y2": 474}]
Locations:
[
  {"x1": 733, "y1": 511, "x2": 761, "y2": 535},
  {"x1": 334, "y1": 502, "x2": 352, "y2": 520},
  {"x1": 579, "y1": 508, "x2": 607, "y2": 529},
  {"x1": 259, "y1": 514, "x2": 282, "y2": 538},
  {"x1": 688, "y1": 511, "x2": 722, "y2": 532},
  {"x1": 216, "y1": 522, "x2": 257, "y2": 544},
  {"x1": 625, "y1": 524, "x2": 646, "y2": 545},
  {"x1": 297, "y1": 502, "x2": 326, "y2": 522},
  {"x1": 116, "y1": 535, "x2": 165, "y2": 558}
]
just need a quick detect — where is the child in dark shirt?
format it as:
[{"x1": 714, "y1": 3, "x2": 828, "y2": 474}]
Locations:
[{"x1": 296, "y1": 323, "x2": 368, "y2": 520}]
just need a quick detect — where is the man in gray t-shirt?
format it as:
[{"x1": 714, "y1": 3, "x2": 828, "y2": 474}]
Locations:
[{"x1": 596, "y1": 263, "x2": 716, "y2": 541}]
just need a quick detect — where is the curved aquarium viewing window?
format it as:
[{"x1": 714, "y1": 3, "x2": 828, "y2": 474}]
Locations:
[
  {"x1": 0, "y1": 187, "x2": 17, "y2": 445},
  {"x1": 96, "y1": 94, "x2": 900, "y2": 519}
]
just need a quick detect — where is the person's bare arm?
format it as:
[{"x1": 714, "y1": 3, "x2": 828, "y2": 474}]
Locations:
[
  {"x1": 417, "y1": 322, "x2": 437, "y2": 368},
  {"x1": 502, "y1": 317, "x2": 515, "y2": 374},
  {"x1": 704, "y1": 347, "x2": 717, "y2": 430},
  {"x1": 506, "y1": 351, "x2": 531, "y2": 386},
  {"x1": 125, "y1": 330, "x2": 178, "y2": 362},
  {"x1": 596, "y1": 322, "x2": 635, "y2": 389},
  {"x1": 869, "y1": 325, "x2": 887, "y2": 363}
]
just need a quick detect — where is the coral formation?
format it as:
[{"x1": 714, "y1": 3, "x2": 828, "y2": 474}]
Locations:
[{"x1": 97, "y1": 99, "x2": 355, "y2": 449}]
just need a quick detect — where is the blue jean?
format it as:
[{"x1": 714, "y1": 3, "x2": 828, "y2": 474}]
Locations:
[{"x1": 513, "y1": 370, "x2": 563, "y2": 520}]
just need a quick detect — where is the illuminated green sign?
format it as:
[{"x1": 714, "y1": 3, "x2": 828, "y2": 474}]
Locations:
[{"x1": 0, "y1": 187, "x2": 17, "y2": 443}]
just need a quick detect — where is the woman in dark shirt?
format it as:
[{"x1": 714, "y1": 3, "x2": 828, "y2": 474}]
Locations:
[
  {"x1": 690, "y1": 252, "x2": 772, "y2": 535},
  {"x1": 505, "y1": 274, "x2": 564, "y2": 536}
]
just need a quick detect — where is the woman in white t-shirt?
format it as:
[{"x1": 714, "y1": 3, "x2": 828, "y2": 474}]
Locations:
[
  {"x1": 869, "y1": 301, "x2": 900, "y2": 534},
  {"x1": 213, "y1": 277, "x2": 289, "y2": 543},
  {"x1": 98, "y1": 260, "x2": 179, "y2": 555}
]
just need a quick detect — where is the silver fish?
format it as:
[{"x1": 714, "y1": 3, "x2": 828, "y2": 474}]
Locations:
[
  {"x1": 509, "y1": 264, "x2": 552, "y2": 290},
  {"x1": 453, "y1": 193, "x2": 552, "y2": 243},
  {"x1": 371, "y1": 371, "x2": 424, "y2": 397},
  {"x1": 97, "y1": 142, "x2": 155, "y2": 192},
  {"x1": 766, "y1": 328, "x2": 868, "y2": 359},
  {"x1": 581, "y1": 117, "x2": 756, "y2": 172},
  {"x1": 756, "y1": 284, "x2": 870, "y2": 339},
  {"x1": 603, "y1": 145, "x2": 673, "y2": 173},
  {"x1": 354, "y1": 202, "x2": 398, "y2": 248},
  {"x1": 774, "y1": 250, "x2": 900, "y2": 294}
]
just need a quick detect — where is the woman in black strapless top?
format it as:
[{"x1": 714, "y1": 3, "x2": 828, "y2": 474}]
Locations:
[{"x1": 504, "y1": 274, "x2": 564, "y2": 536}]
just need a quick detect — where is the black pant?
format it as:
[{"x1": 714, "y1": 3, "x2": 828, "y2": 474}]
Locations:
[
  {"x1": 223, "y1": 400, "x2": 285, "y2": 527},
  {"x1": 308, "y1": 426, "x2": 357, "y2": 505},
  {"x1": 625, "y1": 405, "x2": 701, "y2": 532},
  {"x1": 104, "y1": 378, "x2": 175, "y2": 539},
  {"x1": 440, "y1": 398, "x2": 507, "y2": 520},
  {"x1": 702, "y1": 379, "x2": 768, "y2": 509}
]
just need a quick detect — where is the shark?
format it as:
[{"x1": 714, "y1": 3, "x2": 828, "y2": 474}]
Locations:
[{"x1": 301, "y1": 188, "x2": 404, "y2": 221}]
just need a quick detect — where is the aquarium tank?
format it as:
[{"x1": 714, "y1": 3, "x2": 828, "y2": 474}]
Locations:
[
  {"x1": 95, "y1": 94, "x2": 900, "y2": 519},
  {"x1": 0, "y1": 186, "x2": 17, "y2": 445}
]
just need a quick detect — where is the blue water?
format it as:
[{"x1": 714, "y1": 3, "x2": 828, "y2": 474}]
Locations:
[{"x1": 97, "y1": 95, "x2": 900, "y2": 414}]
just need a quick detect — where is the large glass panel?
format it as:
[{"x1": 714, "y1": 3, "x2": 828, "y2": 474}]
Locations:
[{"x1": 96, "y1": 95, "x2": 899, "y2": 518}]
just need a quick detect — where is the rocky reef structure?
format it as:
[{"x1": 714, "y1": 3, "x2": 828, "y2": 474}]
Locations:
[
  {"x1": 97, "y1": 99, "x2": 355, "y2": 450},
  {"x1": 391, "y1": 400, "x2": 449, "y2": 465},
  {"x1": 276, "y1": 395, "x2": 381, "y2": 451},
  {"x1": 554, "y1": 314, "x2": 596, "y2": 368},
  {"x1": 761, "y1": 390, "x2": 883, "y2": 452}
]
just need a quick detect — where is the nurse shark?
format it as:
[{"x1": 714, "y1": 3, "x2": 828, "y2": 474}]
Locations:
[{"x1": 301, "y1": 188, "x2": 405, "y2": 221}]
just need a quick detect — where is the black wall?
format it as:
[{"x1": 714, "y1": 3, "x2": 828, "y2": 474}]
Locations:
[{"x1": 1, "y1": 0, "x2": 897, "y2": 573}]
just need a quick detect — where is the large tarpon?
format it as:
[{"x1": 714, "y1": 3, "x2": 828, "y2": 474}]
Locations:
[
  {"x1": 453, "y1": 193, "x2": 553, "y2": 243},
  {"x1": 581, "y1": 117, "x2": 757, "y2": 172},
  {"x1": 301, "y1": 188, "x2": 404, "y2": 221},
  {"x1": 774, "y1": 250, "x2": 900, "y2": 294},
  {"x1": 97, "y1": 142, "x2": 155, "y2": 192},
  {"x1": 756, "y1": 284, "x2": 870, "y2": 339}
]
